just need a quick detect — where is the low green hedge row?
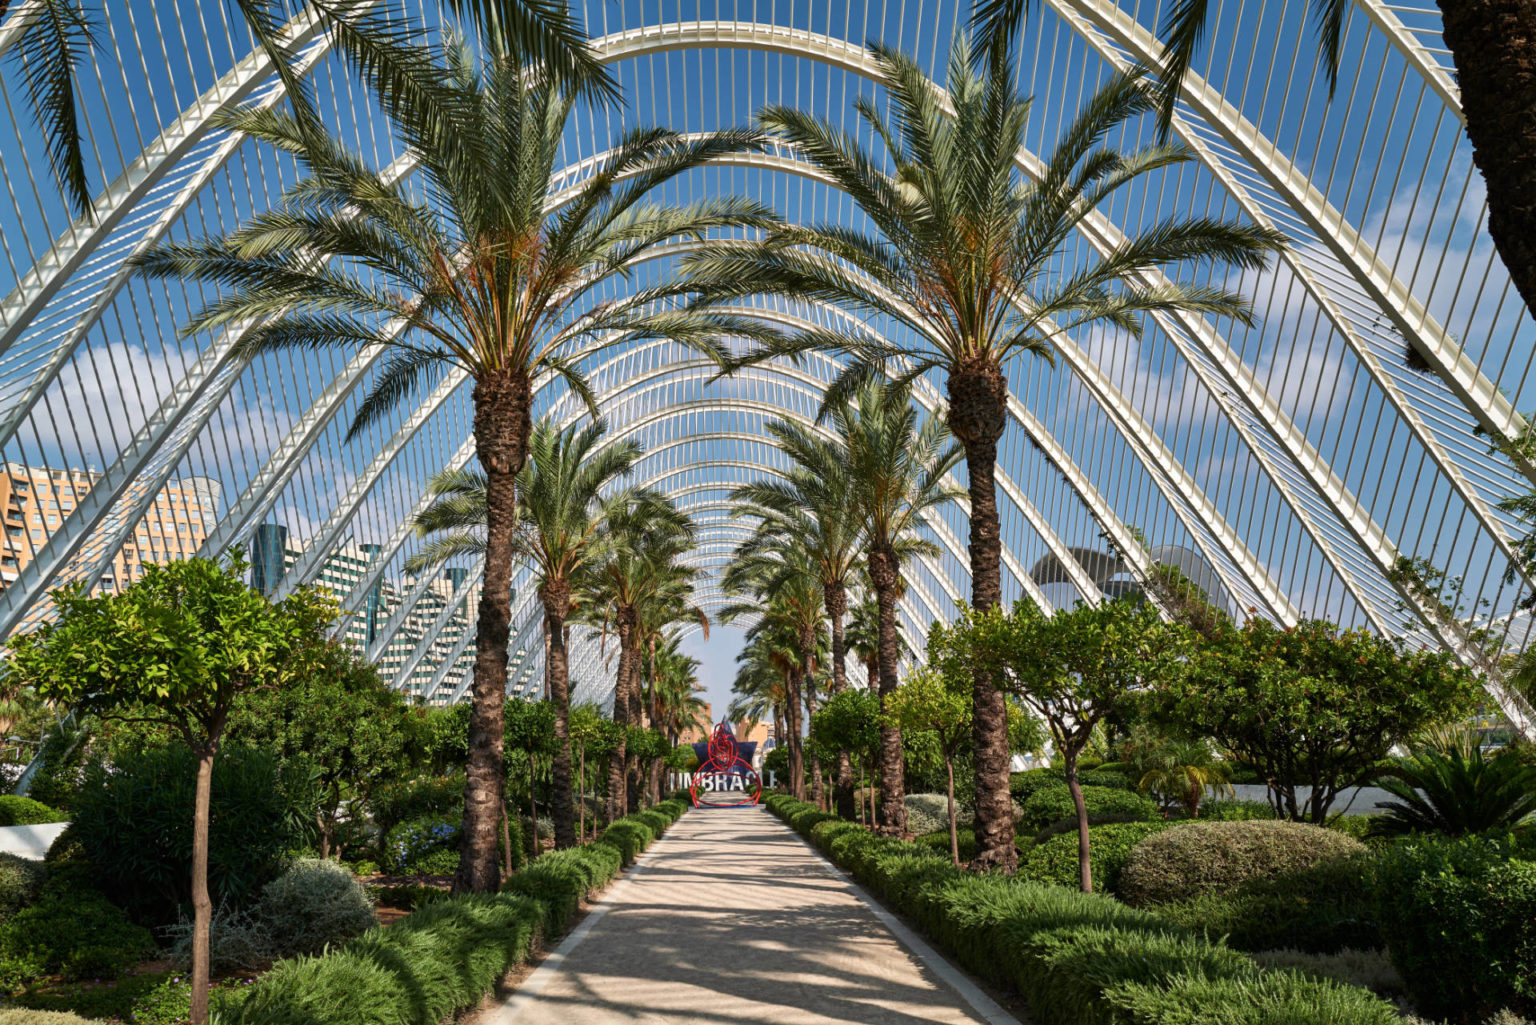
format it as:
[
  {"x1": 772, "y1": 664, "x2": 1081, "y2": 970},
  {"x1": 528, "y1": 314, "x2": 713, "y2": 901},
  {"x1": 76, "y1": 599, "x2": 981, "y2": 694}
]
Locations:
[
  {"x1": 219, "y1": 801, "x2": 687, "y2": 1025},
  {"x1": 0, "y1": 795, "x2": 66, "y2": 827},
  {"x1": 764, "y1": 795, "x2": 1398, "y2": 1025}
]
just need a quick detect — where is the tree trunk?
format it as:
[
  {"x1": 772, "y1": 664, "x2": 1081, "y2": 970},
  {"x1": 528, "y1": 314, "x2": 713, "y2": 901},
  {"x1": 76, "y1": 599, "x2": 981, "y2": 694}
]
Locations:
[
  {"x1": 626, "y1": 649, "x2": 644, "y2": 812},
  {"x1": 945, "y1": 754, "x2": 959, "y2": 866},
  {"x1": 947, "y1": 357, "x2": 1015, "y2": 871},
  {"x1": 188, "y1": 726, "x2": 222, "y2": 1025},
  {"x1": 825, "y1": 583, "x2": 856, "y2": 819},
  {"x1": 528, "y1": 770, "x2": 539, "y2": 860},
  {"x1": 785, "y1": 670, "x2": 805, "y2": 800},
  {"x1": 1438, "y1": 0, "x2": 1536, "y2": 322},
  {"x1": 456, "y1": 370, "x2": 531, "y2": 894},
  {"x1": 868, "y1": 545, "x2": 906, "y2": 835},
  {"x1": 501, "y1": 806, "x2": 513, "y2": 876},
  {"x1": 1064, "y1": 752, "x2": 1092, "y2": 893},
  {"x1": 607, "y1": 610, "x2": 636, "y2": 823},
  {"x1": 579, "y1": 744, "x2": 587, "y2": 841},
  {"x1": 542, "y1": 583, "x2": 576, "y2": 850}
]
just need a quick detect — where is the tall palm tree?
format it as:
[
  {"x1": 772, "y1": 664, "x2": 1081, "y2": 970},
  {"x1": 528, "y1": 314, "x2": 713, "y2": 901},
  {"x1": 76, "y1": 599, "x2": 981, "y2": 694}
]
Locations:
[
  {"x1": 683, "y1": 42, "x2": 1280, "y2": 866},
  {"x1": 632, "y1": 583, "x2": 709, "y2": 805},
  {"x1": 646, "y1": 635, "x2": 706, "y2": 745},
  {"x1": 971, "y1": 0, "x2": 1536, "y2": 327},
  {"x1": 730, "y1": 424, "x2": 864, "y2": 815},
  {"x1": 722, "y1": 556, "x2": 824, "y2": 801},
  {"x1": 836, "y1": 381, "x2": 963, "y2": 834},
  {"x1": 407, "y1": 417, "x2": 650, "y2": 850},
  {"x1": 133, "y1": 7, "x2": 777, "y2": 892},
  {"x1": 728, "y1": 631, "x2": 792, "y2": 758},
  {"x1": 582, "y1": 493, "x2": 699, "y2": 821},
  {"x1": 6, "y1": 0, "x2": 618, "y2": 219}
]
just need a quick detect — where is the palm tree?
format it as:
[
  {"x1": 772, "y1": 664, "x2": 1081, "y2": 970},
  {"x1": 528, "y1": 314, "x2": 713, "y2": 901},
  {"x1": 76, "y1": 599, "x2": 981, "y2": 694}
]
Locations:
[
  {"x1": 407, "y1": 417, "x2": 649, "y2": 850},
  {"x1": 722, "y1": 558, "x2": 824, "y2": 801},
  {"x1": 730, "y1": 425, "x2": 863, "y2": 815},
  {"x1": 683, "y1": 41, "x2": 1280, "y2": 865},
  {"x1": 727, "y1": 633, "x2": 792, "y2": 761},
  {"x1": 971, "y1": 0, "x2": 1536, "y2": 326},
  {"x1": 646, "y1": 636, "x2": 706, "y2": 745},
  {"x1": 633, "y1": 588, "x2": 709, "y2": 805},
  {"x1": 7, "y1": 0, "x2": 617, "y2": 221},
  {"x1": 1370, "y1": 746, "x2": 1536, "y2": 838},
  {"x1": 582, "y1": 493, "x2": 699, "y2": 821},
  {"x1": 836, "y1": 381, "x2": 962, "y2": 834},
  {"x1": 133, "y1": 7, "x2": 777, "y2": 893}
]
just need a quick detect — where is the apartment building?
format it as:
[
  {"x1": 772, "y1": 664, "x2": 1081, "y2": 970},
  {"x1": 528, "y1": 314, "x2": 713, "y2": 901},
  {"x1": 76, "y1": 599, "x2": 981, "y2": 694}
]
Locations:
[{"x1": 0, "y1": 463, "x2": 220, "y2": 594}]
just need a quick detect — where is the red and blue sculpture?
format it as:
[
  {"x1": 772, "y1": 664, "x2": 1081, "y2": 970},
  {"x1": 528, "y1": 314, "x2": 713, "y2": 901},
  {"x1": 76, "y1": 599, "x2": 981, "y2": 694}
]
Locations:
[{"x1": 689, "y1": 722, "x2": 762, "y2": 808}]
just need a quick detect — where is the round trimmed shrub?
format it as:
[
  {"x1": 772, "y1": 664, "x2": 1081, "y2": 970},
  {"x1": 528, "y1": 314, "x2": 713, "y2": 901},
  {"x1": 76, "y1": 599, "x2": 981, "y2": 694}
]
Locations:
[
  {"x1": 1375, "y1": 834, "x2": 1536, "y2": 1023},
  {"x1": 383, "y1": 814, "x2": 460, "y2": 875},
  {"x1": 0, "y1": 795, "x2": 65, "y2": 826},
  {"x1": 1118, "y1": 819, "x2": 1368, "y2": 907},
  {"x1": 1019, "y1": 783, "x2": 1159, "y2": 831},
  {"x1": 1009, "y1": 767, "x2": 1132, "y2": 805},
  {"x1": 1020, "y1": 821, "x2": 1174, "y2": 894},
  {"x1": 904, "y1": 793, "x2": 972, "y2": 835},
  {"x1": 0, "y1": 887, "x2": 153, "y2": 984},
  {"x1": 1199, "y1": 799, "x2": 1275, "y2": 821},
  {"x1": 257, "y1": 858, "x2": 378, "y2": 956},
  {"x1": 0, "y1": 853, "x2": 45, "y2": 922}
]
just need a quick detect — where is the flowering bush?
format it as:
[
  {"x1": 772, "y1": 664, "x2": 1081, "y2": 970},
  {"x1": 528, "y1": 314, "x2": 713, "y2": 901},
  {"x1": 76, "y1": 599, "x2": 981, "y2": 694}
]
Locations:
[{"x1": 383, "y1": 815, "x2": 460, "y2": 875}]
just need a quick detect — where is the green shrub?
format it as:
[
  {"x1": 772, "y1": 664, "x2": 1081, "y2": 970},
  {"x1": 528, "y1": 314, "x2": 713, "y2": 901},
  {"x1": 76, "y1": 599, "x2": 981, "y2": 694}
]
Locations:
[
  {"x1": 915, "y1": 828, "x2": 978, "y2": 862},
  {"x1": 904, "y1": 793, "x2": 972, "y2": 835},
  {"x1": 1199, "y1": 799, "x2": 1276, "y2": 821},
  {"x1": 1010, "y1": 768, "x2": 1131, "y2": 805},
  {"x1": 0, "y1": 853, "x2": 46, "y2": 922},
  {"x1": 1118, "y1": 819, "x2": 1368, "y2": 906},
  {"x1": 1104, "y1": 966, "x2": 1401, "y2": 1024},
  {"x1": 1020, "y1": 783, "x2": 1159, "y2": 831},
  {"x1": 219, "y1": 891, "x2": 544, "y2": 1025},
  {"x1": 367, "y1": 773, "x2": 464, "y2": 839},
  {"x1": 1251, "y1": 948, "x2": 1405, "y2": 1001},
  {"x1": 502, "y1": 844, "x2": 623, "y2": 935},
  {"x1": 1020, "y1": 822, "x2": 1174, "y2": 894},
  {"x1": 382, "y1": 814, "x2": 460, "y2": 875},
  {"x1": 597, "y1": 820, "x2": 654, "y2": 866},
  {"x1": 1374, "y1": 834, "x2": 1536, "y2": 1023},
  {"x1": 69, "y1": 744, "x2": 313, "y2": 924},
  {"x1": 257, "y1": 858, "x2": 378, "y2": 957},
  {"x1": 0, "y1": 795, "x2": 65, "y2": 826},
  {"x1": 0, "y1": 1011, "x2": 100, "y2": 1025},
  {"x1": 632, "y1": 809, "x2": 670, "y2": 837},
  {"x1": 370, "y1": 882, "x2": 448, "y2": 911},
  {"x1": 0, "y1": 887, "x2": 154, "y2": 985},
  {"x1": 163, "y1": 903, "x2": 273, "y2": 971}
]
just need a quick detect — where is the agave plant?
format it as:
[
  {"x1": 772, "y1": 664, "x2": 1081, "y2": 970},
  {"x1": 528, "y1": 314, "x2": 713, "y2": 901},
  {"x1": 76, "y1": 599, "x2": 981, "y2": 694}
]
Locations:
[{"x1": 1370, "y1": 746, "x2": 1536, "y2": 838}]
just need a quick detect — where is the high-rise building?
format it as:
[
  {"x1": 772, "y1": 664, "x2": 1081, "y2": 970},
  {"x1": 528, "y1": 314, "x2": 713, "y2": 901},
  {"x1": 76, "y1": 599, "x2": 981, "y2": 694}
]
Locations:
[{"x1": 0, "y1": 463, "x2": 221, "y2": 594}]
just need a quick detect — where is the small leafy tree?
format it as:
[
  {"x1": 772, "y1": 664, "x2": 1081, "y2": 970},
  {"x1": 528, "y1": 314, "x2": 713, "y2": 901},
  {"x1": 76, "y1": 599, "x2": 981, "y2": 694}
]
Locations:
[
  {"x1": 5, "y1": 555, "x2": 333, "y2": 1025},
  {"x1": 225, "y1": 642, "x2": 413, "y2": 858},
  {"x1": 504, "y1": 699, "x2": 557, "y2": 863},
  {"x1": 810, "y1": 688, "x2": 881, "y2": 825},
  {"x1": 883, "y1": 666, "x2": 972, "y2": 863},
  {"x1": 1163, "y1": 618, "x2": 1481, "y2": 823},
  {"x1": 954, "y1": 598, "x2": 1193, "y2": 892},
  {"x1": 569, "y1": 704, "x2": 621, "y2": 840}
]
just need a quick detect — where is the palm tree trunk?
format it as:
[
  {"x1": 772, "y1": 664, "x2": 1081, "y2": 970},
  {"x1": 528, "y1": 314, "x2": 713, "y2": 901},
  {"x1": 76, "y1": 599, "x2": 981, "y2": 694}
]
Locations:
[
  {"x1": 626, "y1": 648, "x2": 645, "y2": 811},
  {"x1": 607, "y1": 610, "x2": 637, "y2": 823},
  {"x1": 1438, "y1": 0, "x2": 1536, "y2": 321},
  {"x1": 947, "y1": 357, "x2": 1016, "y2": 871},
  {"x1": 825, "y1": 583, "x2": 856, "y2": 820},
  {"x1": 868, "y1": 545, "x2": 906, "y2": 835},
  {"x1": 801, "y1": 630, "x2": 825, "y2": 809},
  {"x1": 456, "y1": 371, "x2": 531, "y2": 894},
  {"x1": 785, "y1": 670, "x2": 805, "y2": 799},
  {"x1": 542, "y1": 583, "x2": 576, "y2": 850}
]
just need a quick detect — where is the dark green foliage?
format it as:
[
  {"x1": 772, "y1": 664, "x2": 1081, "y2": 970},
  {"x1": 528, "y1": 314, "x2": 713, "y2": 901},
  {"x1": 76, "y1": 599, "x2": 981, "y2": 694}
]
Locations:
[
  {"x1": 0, "y1": 887, "x2": 154, "y2": 986},
  {"x1": 69, "y1": 744, "x2": 314, "y2": 924},
  {"x1": 0, "y1": 853, "x2": 45, "y2": 922},
  {"x1": 25, "y1": 719, "x2": 90, "y2": 810},
  {"x1": 1155, "y1": 854, "x2": 1382, "y2": 954},
  {"x1": 632, "y1": 809, "x2": 670, "y2": 837},
  {"x1": 917, "y1": 828, "x2": 978, "y2": 863},
  {"x1": 502, "y1": 844, "x2": 623, "y2": 935},
  {"x1": 597, "y1": 820, "x2": 654, "y2": 866},
  {"x1": 0, "y1": 795, "x2": 65, "y2": 826},
  {"x1": 1370, "y1": 747, "x2": 1536, "y2": 838},
  {"x1": 1374, "y1": 834, "x2": 1536, "y2": 1022},
  {"x1": 382, "y1": 814, "x2": 461, "y2": 875},
  {"x1": 767, "y1": 795, "x2": 1395, "y2": 1025},
  {"x1": 1020, "y1": 783, "x2": 1160, "y2": 831},
  {"x1": 369, "y1": 774, "x2": 465, "y2": 843},
  {"x1": 1020, "y1": 822, "x2": 1174, "y2": 895},
  {"x1": 1118, "y1": 820, "x2": 1368, "y2": 907},
  {"x1": 1011, "y1": 768, "x2": 1131, "y2": 805},
  {"x1": 218, "y1": 892, "x2": 544, "y2": 1025},
  {"x1": 369, "y1": 883, "x2": 449, "y2": 912}
]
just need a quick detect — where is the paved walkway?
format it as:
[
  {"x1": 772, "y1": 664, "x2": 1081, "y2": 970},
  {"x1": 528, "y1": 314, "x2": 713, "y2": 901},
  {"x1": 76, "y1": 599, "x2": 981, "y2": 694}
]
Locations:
[{"x1": 490, "y1": 805, "x2": 1016, "y2": 1025}]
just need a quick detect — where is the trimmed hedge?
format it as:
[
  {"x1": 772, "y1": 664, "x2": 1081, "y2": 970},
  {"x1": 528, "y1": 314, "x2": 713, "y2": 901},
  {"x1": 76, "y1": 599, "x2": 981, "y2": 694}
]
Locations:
[
  {"x1": 1118, "y1": 820, "x2": 1367, "y2": 906},
  {"x1": 1019, "y1": 784, "x2": 1159, "y2": 832},
  {"x1": 1020, "y1": 821, "x2": 1174, "y2": 895},
  {"x1": 1374, "y1": 834, "x2": 1536, "y2": 1023},
  {"x1": 220, "y1": 801, "x2": 686, "y2": 1024},
  {"x1": 0, "y1": 795, "x2": 65, "y2": 826},
  {"x1": 766, "y1": 795, "x2": 1397, "y2": 1025}
]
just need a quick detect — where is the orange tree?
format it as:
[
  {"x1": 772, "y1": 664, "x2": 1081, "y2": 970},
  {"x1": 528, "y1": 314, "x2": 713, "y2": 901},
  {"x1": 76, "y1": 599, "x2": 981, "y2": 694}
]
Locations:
[{"x1": 5, "y1": 555, "x2": 333, "y2": 1025}]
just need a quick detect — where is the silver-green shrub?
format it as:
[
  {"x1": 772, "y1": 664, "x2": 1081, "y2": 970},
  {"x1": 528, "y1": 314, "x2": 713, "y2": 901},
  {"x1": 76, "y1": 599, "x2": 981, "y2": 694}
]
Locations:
[
  {"x1": 0, "y1": 853, "x2": 45, "y2": 922},
  {"x1": 1118, "y1": 819, "x2": 1367, "y2": 906},
  {"x1": 903, "y1": 793, "x2": 971, "y2": 835},
  {"x1": 256, "y1": 858, "x2": 377, "y2": 957},
  {"x1": 165, "y1": 903, "x2": 273, "y2": 971}
]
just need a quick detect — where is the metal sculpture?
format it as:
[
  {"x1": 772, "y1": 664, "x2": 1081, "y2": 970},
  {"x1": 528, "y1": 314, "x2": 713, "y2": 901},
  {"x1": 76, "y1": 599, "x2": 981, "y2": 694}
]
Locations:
[{"x1": 689, "y1": 723, "x2": 762, "y2": 808}]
